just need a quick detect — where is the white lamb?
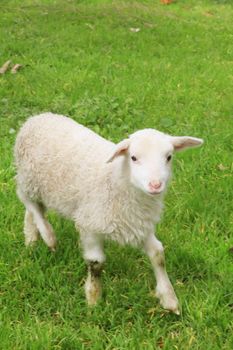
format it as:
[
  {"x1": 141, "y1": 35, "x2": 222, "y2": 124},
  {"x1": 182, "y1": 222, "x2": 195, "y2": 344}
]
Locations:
[{"x1": 14, "y1": 112, "x2": 203, "y2": 314}]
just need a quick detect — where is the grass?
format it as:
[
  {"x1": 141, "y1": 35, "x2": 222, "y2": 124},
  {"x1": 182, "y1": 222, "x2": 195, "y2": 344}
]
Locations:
[{"x1": 0, "y1": 0, "x2": 233, "y2": 348}]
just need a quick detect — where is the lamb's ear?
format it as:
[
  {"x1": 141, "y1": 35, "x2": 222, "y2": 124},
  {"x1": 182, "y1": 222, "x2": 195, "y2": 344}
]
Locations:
[
  {"x1": 170, "y1": 136, "x2": 204, "y2": 152},
  {"x1": 106, "y1": 139, "x2": 130, "y2": 163}
]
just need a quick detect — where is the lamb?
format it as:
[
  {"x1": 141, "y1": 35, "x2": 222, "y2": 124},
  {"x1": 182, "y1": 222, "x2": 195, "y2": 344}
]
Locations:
[{"x1": 14, "y1": 112, "x2": 203, "y2": 314}]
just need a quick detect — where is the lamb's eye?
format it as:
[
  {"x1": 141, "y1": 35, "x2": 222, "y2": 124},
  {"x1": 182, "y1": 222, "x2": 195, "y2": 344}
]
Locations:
[
  {"x1": 167, "y1": 155, "x2": 172, "y2": 162},
  {"x1": 131, "y1": 156, "x2": 137, "y2": 162}
]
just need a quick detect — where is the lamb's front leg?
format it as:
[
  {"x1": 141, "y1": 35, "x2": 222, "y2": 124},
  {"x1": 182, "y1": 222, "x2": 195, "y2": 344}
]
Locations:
[
  {"x1": 80, "y1": 231, "x2": 105, "y2": 306},
  {"x1": 144, "y1": 233, "x2": 180, "y2": 315}
]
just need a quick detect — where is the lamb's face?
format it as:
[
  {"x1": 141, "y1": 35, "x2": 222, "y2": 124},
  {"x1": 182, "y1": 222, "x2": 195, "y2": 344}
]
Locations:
[
  {"x1": 128, "y1": 131, "x2": 173, "y2": 196},
  {"x1": 107, "y1": 128, "x2": 203, "y2": 197}
]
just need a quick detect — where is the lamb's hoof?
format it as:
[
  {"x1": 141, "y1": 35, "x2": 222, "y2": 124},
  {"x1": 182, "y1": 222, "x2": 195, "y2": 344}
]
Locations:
[
  {"x1": 48, "y1": 240, "x2": 57, "y2": 252},
  {"x1": 85, "y1": 275, "x2": 102, "y2": 306},
  {"x1": 156, "y1": 287, "x2": 180, "y2": 315},
  {"x1": 47, "y1": 237, "x2": 57, "y2": 252},
  {"x1": 173, "y1": 308, "x2": 180, "y2": 315}
]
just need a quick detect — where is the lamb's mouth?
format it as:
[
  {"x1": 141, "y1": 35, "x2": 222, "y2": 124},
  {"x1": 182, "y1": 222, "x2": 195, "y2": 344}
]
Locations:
[{"x1": 148, "y1": 190, "x2": 163, "y2": 196}]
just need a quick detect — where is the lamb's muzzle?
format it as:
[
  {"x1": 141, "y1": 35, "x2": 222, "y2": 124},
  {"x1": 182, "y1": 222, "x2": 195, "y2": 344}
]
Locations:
[{"x1": 148, "y1": 180, "x2": 163, "y2": 194}]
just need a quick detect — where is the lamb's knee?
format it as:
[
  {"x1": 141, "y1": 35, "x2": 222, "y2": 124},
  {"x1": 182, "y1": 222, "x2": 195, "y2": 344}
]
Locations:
[
  {"x1": 84, "y1": 249, "x2": 105, "y2": 265},
  {"x1": 145, "y1": 238, "x2": 165, "y2": 266},
  {"x1": 88, "y1": 261, "x2": 103, "y2": 277},
  {"x1": 81, "y1": 233, "x2": 105, "y2": 264}
]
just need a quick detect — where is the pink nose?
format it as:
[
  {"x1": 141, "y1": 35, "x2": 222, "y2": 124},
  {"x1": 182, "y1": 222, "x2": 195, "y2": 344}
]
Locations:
[{"x1": 149, "y1": 181, "x2": 162, "y2": 191}]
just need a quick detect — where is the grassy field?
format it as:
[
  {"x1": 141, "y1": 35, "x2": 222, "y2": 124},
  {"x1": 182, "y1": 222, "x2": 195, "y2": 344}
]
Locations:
[{"x1": 0, "y1": 0, "x2": 233, "y2": 349}]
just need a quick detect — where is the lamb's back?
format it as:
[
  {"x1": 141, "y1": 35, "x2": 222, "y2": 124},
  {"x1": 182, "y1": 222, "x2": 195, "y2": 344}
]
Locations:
[
  {"x1": 15, "y1": 113, "x2": 113, "y2": 162},
  {"x1": 15, "y1": 113, "x2": 114, "y2": 217}
]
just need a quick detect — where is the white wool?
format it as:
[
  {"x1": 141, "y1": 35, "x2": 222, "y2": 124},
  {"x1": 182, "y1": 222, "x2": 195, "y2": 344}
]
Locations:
[
  {"x1": 14, "y1": 112, "x2": 203, "y2": 314},
  {"x1": 15, "y1": 113, "x2": 164, "y2": 246}
]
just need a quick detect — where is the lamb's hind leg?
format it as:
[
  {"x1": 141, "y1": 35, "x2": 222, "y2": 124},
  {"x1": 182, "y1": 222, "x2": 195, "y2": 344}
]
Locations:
[
  {"x1": 24, "y1": 210, "x2": 39, "y2": 246},
  {"x1": 18, "y1": 190, "x2": 57, "y2": 250}
]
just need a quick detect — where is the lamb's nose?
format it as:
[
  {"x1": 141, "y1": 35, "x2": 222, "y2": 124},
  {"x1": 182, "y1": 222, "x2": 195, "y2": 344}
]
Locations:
[{"x1": 149, "y1": 181, "x2": 162, "y2": 190}]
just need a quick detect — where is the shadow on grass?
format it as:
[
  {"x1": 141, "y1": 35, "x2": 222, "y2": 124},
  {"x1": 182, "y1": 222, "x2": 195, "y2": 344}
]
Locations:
[{"x1": 171, "y1": 246, "x2": 231, "y2": 285}]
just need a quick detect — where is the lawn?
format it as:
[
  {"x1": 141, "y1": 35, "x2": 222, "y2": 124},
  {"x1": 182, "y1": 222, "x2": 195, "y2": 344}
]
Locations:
[{"x1": 0, "y1": 0, "x2": 233, "y2": 349}]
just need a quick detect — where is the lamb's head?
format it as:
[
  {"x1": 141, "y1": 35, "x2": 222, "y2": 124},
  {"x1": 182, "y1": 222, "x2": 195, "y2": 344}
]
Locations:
[{"x1": 107, "y1": 129, "x2": 203, "y2": 196}]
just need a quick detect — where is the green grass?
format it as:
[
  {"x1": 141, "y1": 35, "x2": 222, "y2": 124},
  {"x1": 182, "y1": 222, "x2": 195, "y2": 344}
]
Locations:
[{"x1": 0, "y1": 0, "x2": 233, "y2": 348}]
